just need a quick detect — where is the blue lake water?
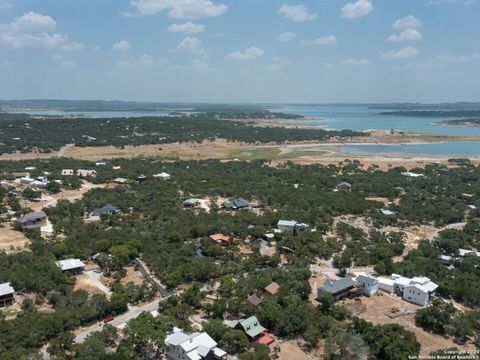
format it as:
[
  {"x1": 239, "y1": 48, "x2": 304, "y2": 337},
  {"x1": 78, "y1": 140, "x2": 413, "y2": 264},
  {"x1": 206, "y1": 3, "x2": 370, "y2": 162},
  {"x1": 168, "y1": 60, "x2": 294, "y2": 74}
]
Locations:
[{"x1": 274, "y1": 104, "x2": 480, "y2": 136}]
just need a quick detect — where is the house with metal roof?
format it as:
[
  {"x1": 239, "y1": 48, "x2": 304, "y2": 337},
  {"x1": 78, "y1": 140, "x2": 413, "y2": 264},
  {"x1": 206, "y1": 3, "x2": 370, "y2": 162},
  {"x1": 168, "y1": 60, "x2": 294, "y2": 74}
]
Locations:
[
  {"x1": 61, "y1": 169, "x2": 74, "y2": 176},
  {"x1": 17, "y1": 211, "x2": 47, "y2": 230},
  {"x1": 92, "y1": 204, "x2": 119, "y2": 217},
  {"x1": 337, "y1": 181, "x2": 352, "y2": 192},
  {"x1": 76, "y1": 169, "x2": 97, "y2": 177},
  {"x1": 183, "y1": 198, "x2": 201, "y2": 208},
  {"x1": 153, "y1": 172, "x2": 171, "y2": 180},
  {"x1": 222, "y1": 197, "x2": 250, "y2": 211},
  {"x1": 317, "y1": 277, "x2": 359, "y2": 302},
  {"x1": 264, "y1": 282, "x2": 280, "y2": 296},
  {"x1": 228, "y1": 316, "x2": 274, "y2": 345},
  {"x1": 356, "y1": 275, "x2": 378, "y2": 297},
  {"x1": 247, "y1": 293, "x2": 262, "y2": 307},
  {"x1": 56, "y1": 259, "x2": 85, "y2": 274},
  {"x1": 165, "y1": 328, "x2": 227, "y2": 360},
  {"x1": 0, "y1": 282, "x2": 15, "y2": 307}
]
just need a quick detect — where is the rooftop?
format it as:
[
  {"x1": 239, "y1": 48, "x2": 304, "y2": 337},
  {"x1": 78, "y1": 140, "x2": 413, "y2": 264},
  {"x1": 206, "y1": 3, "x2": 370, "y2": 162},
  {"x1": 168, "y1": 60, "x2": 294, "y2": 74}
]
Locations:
[
  {"x1": 56, "y1": 258, "x2": 85, "y2": 271},
  {"x1": 0, "y1": 282, "x2": 14, "y2": 297},
  {"x1": 320, "y1": 277, "x2": 356, "y2": 294}
]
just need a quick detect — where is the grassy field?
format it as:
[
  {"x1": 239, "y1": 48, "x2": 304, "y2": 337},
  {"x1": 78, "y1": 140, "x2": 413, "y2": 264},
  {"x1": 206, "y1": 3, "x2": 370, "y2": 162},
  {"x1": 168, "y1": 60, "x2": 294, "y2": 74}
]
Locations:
[{"x1": 228, "y1": 147, "x2": 329, "y2": 161}]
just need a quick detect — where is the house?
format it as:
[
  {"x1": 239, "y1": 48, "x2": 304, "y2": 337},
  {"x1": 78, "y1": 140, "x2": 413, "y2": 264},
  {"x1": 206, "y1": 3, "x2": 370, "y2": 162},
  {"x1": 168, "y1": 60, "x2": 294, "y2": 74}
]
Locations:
[
  {"x1": 154, "y1": 172, "x2": 171, "y2": 180},
  {"x1": 17, "y1": 211, "x2": 47, "y2": 230},
  {"x1": 403, "y1": 282, "x2": 438, "y2": 307},
  {"x1": 392, "y1": 274, "x2": 411, "y2": 295},
  {"x1": 20, "y1": 176, "x2": 35, "y2": 185},
  {"x1": 402, "y1": 171, "x2": 424, "y2": 178},
  {"x1": 56, "y1": 258, "x2": 85, "y2": 274},
  {"x1": 264, "y1": 282, "x2": 280, "y2": 295},
  {"x1": 112, "y1": 177, "x2": 128, "y2": 184},
  {"x1": 247, "y1": 293, "x2": 262, "y2": 307},
  {"x1": 183, "y1": 198, "x2": 201, "y2": 208},
  {"x1": 165, "y1": 328, "x2": 227, "y2": 360},
  {"x1": 76, "y1": 169, "x2": 97, "y2": 177},
  {"x1": 12, "y1": 172, "x2": 30, "y2": 179},
  {"x1": 61, "y1": 169, "x2": 74, "y2": 176},
  {"x1": 337, "y1": 182, "x2": 352, "y2": 192},
  {"x1": 381, "y1": 209, "x2": 395, "y2": 216},
  {"x1": 458, "y1": 249, "x2": 480, "y2": 257},
  {"x1": 356, "y1": 275, "x2": 378, "y2": 297},
  {"x1": 277, "y1": 220, "x2": 309, "y2": 234},
  {"x1": 136, "y1": 175, "x2": 147, "y2": 182},
  {"x1": 0, "y1": 282, "x2": 15, "y2": 307},
  {"x1": 392, "y1": 274, "x2": 438, "y2": 306},
  {"x1": 377, "y1": 277, "x2": 395, "y2": 293},
  {"x1": 223, "y1": 197, "x2": 250, "y2": 211},
  {"x1": 95, "y1": 161, "x2": 107, "y2": 166},
  {"x1": 277, "y1": 220, "x2": 298, "y2": 233},
  {"x1": 92, "y1": 204, "x2": 119, "y2": 217},
  {"x1": 228, "y1": 316, "x2": 275, "y2": 345},
  {"x1": 209, "y1": 233, "x2": 230, "y2": 245},
  {"x1": 439, "y1": 254, "x2": 453, "y2": 265},
  {"x1": 262, "y1": 233, "x2": 275, "y2": 241},
  {"x1": 317, "y1": 277, "x2": 359, "y2": 302}
]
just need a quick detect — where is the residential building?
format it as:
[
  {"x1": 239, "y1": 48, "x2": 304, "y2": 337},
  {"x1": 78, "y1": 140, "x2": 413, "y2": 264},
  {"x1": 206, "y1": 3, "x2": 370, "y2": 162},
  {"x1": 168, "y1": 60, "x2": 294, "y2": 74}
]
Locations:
[
  {"x1": 183, "y1": 198, "x2": 201, "y2": 208},
  {"x1": 76, "y1": 169, "x2": 97, "y2": 177},
  {"x1": 209, "y1": 234, "x2": 230, "y2": 245},
  {"x1": 56, "y1": 259, "x2": 85, "y2": 274},
  {"x1": 17, "y1": 211, "x2": 47, "y2": 230},
  {"x1": 337, "y1": 182, "x2": 352, "y2": 192},
  {"x1": 165, "y1": 328, "x2": 227, "y2": 360},
  {"x1": 228, "y1": 316, "x2": 274, "y2": 345},
  {"x1": 377, "y1": 277, "x2": 395, "y2": 293},
  {"x1": 112, "y1": 177, "x2": 128, "y2": 184},
  {"x1": 247, "y1": 293, "x2": 262, "y2": 307},
  {"x1": 264, "y1": 282, "x2": 280, "y2": 296},
  {"x1": 153, "y1": 172, "x2": 171, "y2": 180},
  {"x1": 356, "y1": 275, "x2": 378, "y2": 297},
  {"x1": 0, "y1": 283, "x2": 15, "y2": 307},
  {"x1": 318, "y1": 277, "x2": 359, "y2": 302},
  {"x1": 92, "y1": 204, "x2": 119, "y2": 217},
  {"x1": 222, "y1": 197, "x2": 250, "y2": 211},
  {"x1": 392, "y1": 274, "x2": 438, "y2": 306},
  {"x1": 61, "y1": 169, "x2": 74, "y2": 176},
  {"x1": 277, "y1": 220, "x2": 309, "y2": 234}
]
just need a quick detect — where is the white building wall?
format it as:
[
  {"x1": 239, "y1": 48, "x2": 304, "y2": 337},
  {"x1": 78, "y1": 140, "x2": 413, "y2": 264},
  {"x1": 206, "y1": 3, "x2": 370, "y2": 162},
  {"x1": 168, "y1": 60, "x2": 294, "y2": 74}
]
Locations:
[{"x1": 402, "y1": 286, "x2": 428, "y2": 307}]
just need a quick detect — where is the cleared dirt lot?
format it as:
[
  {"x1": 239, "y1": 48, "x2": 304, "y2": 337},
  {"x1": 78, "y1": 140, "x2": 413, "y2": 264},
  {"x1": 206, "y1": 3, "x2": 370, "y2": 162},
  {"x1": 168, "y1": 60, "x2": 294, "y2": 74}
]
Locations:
[
  {"x1": 275, "y1": 339, "x2": 323, "y2": 360},
  {"x1": 0, "y1": 225, "x2": 30, "y2": 253},
  {"x1": 352, "y1": 293, "x2": 476, "y2": 355}
]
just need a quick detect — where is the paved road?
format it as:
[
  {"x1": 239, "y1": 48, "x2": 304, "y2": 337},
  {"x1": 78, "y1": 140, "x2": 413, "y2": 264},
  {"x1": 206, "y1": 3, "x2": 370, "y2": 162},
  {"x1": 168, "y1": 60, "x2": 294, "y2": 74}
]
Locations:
[{"x1": 74, "y1": 299, "x2": 160, "y2": 343}]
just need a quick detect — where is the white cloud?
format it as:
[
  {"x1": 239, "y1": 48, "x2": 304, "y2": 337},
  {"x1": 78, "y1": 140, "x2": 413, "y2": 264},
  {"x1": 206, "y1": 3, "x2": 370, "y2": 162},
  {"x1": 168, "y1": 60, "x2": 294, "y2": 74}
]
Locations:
[
  {"x1": 177, "y1": 36, "x2": 206, "y2": 55},
  {"x1": 0, "y1": 12, "x2": 68, "y2": 49},
  {"x1": 382, "y1": 46, "x2": 419, "y2": 60},
  {"x1": 226, "y1": 46, "x2": 265, "y2": 61},
  {"x1": 278, "y1": 4, "x2": 317, "y2": 22},
  {"x1": 341, "y1": 0, "x2": 373, "y2": 19},
  {"x1": 393, "y1": 15, "x2": 422, "y2": 30},
  {"x1": 302, "y1": 35, "x2": 336, "y2": 45},
  {"x1": 61, "y1": 42, "x2": 86, "y2": 51},
  {"x1": 126, "y1": 0, "x2": 227, "y2": 19},
  {"x1": 388, "y1": 28, "x2": 422, "y2": 42},
  {"x1": 168, "y1": 21, "x2": 205, "y2": 34},
  {"x1": 53, "y1": 54, "x2": 76, "y2": 69},
  {"x1": 117, "y1": 54, "x2": 155, "y2": 68},
  {"x1": 342, "y1": 58, "x2": 369, "y2": 66},
  {"x1": 113, "y1": 40, "x2": 131, "y2": 51},
  {"x1": 0, "y1": 0, "x2": 11, "y2": 10},
  {"x1": 265, "y1": 57, "x2": 290, "y2": 71},
  {"x1": 277, "y1": 32, "x2": 297, "y2": 42}
]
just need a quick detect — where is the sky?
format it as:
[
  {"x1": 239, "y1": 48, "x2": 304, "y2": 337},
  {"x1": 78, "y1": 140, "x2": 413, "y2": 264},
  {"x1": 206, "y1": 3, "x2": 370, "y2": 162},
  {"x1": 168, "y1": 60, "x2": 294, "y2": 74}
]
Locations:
[{"x1": 0, "y1": 0, "x2": 479, "y2": 103}]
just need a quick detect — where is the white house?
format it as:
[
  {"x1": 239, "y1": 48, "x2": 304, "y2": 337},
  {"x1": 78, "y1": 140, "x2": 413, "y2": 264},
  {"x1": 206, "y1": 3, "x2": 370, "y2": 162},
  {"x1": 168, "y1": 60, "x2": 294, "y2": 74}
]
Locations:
[
  {"x1": 61, "y1": 169, "x2": 74, "y2": 176},
  {"x1": 356, "y1": 275, "x2": 378, "y2": 297},
  {"x1": 76, "y1": 169, "x2": 97, "y2": 177},
  {"x1": 56, "y1": 259, "x2": 85, "y2": 274},
  {"x1": 154, "y1": 172, "x2": 171, "y2": 180},
  {"x1": 277, "y1": 220, "x2": 297, "y2": 233},
  {"x1": 165, "y1": 328, "x2": 227, "y2": 360},
  {"x1": 458, "y1": 249, "x2": 480, "y2": 257},
  {"x1": 392, "y1": 274, "x2": 438, "y2": 306},
  {"x1": 377, "y1": 277, "x2": 395, "y2": 293},
  {"x1": 403, "y1": 281, "x2": 438, "y2": 307},
  {"x1": 112, "y1": 177, "x2": 128, "y2": 184}
]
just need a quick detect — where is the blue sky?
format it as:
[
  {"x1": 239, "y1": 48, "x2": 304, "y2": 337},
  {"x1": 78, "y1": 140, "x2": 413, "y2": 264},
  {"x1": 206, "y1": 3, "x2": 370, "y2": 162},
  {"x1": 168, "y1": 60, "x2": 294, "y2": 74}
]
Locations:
[{"x1": 0, "y1": 0, "x2": 479, "y2": 103}]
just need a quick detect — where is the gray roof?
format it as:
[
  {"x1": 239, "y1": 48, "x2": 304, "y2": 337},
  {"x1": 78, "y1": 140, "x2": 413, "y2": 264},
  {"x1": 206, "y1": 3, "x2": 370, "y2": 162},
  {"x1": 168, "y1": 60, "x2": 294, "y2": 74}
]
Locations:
[
  {"x1": 17, "y1": 211, "x2": 47, "y2": 224},
  {"x1": 93, "y1": 204, "x2": 119, "y2": 216},
  {"x1": 224, "y1": 197, "x2": 250, "y2": 209},
  {"x1": 320, "y1": 277, "x2": 356, "y2": 294},
  {"x1": 356, "y1": 275, "x2": 378, "y2": 287}
]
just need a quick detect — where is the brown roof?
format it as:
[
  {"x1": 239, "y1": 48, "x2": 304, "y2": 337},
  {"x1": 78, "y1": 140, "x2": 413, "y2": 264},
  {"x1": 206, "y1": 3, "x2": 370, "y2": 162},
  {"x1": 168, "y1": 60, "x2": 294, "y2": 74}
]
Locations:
[
  {"x1": 209, "y1": 233, "x2": 230, "y2": 243},
  {"x1": 247, "y1": 293, "x2": 263, "y2": 307},
  {"x1": 264, "y1": 282, "x2": 280, "y2": 295}
]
